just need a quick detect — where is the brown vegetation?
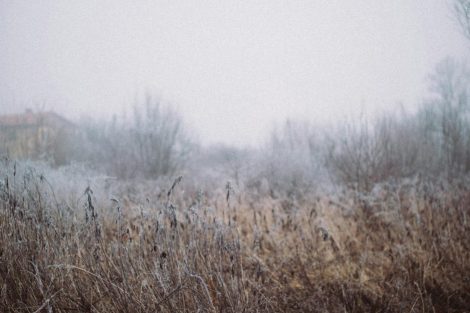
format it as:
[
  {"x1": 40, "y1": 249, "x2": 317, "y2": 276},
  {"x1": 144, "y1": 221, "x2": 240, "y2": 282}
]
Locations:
[{"x1": 0, "y1": 160, "x2": 468, "y2": 312}]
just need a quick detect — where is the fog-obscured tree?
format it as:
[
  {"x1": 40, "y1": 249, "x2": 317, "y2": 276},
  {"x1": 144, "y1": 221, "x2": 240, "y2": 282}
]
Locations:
[
  {"x1": 426, "y1": 57, "x2": 470, "y2": 177},
  {"x1": 326, "y1": 58, "x2": 470, "y2": 190},
  {"x1": 130, "y1": 96, "x2": 191, "y2": 178},
  {"x1": 76, "y1": 95, "x2": 192, "y2": 179},
  {"x1": 252, "y1": 119, "x2": 322, "y2": 199},
  {"x1": 325, "y1": 109, "x2": 424, "y2": 191},
  {"x1": 454, "y1": 0, "x2": 470, "y2": 41}
]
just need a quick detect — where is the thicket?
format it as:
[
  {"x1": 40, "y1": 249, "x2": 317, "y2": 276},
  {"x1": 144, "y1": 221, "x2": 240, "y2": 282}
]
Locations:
[
  {"x1": 246, "y1": 59, "x2": 470, "y2": 195},
  {"x1": 72, "y1": 96, "x2": 192, "y2": 179},
  {"x1": 324, "y1": 58, "x2": 470, "y2": 191}
]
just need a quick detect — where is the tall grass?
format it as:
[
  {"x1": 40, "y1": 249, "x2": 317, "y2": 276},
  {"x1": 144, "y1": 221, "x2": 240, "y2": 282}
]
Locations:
[{"x1": 0, "y1": 159, "x2": 468, "y2": 312}]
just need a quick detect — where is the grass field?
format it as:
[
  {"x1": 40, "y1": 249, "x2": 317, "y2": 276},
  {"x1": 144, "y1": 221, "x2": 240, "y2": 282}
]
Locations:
[{"x1": 0, "y1": 160, "x2": 469, "y2": 312}]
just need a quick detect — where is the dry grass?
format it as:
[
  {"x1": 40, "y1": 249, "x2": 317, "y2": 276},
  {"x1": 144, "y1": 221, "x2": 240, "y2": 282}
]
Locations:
[{"x1": 0, "y1": 161, "x2": 469, "y2": 312}]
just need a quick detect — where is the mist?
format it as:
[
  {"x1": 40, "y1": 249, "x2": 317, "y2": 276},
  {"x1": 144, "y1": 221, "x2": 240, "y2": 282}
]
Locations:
[
  {"x1": 1, "y1": 0, "x2": 468, "y2": 146},
  {"x1": 2, "y1": 2, "x2": 470, "y2": 311}
]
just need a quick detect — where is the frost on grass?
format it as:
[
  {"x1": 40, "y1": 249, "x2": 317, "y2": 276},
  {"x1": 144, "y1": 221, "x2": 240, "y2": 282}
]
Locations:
[{"x1": 0, "y1": 157, "x2": 469, "y2": 312}]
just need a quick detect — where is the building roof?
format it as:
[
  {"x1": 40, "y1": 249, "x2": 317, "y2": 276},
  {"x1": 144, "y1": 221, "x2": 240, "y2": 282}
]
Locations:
[{"x1": 0, "y1": 110, "x2": 74, "y2": 128}]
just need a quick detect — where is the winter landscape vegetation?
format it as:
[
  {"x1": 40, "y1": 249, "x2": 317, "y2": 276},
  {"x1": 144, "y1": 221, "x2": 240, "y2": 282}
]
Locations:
[{"x1": 1, "y1": 1, "x2": 470, "y2": 312}]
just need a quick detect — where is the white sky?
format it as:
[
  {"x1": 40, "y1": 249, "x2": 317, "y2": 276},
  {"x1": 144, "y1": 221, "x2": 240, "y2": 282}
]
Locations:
[{"x1": 0, "y1": 0, "x2": 468, "y2": 146}]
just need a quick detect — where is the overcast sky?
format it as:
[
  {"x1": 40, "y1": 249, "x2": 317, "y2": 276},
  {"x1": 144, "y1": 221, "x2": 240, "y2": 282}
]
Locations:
[{"x1": 0, "y1": 0, "x2": 468, "y2": 146}]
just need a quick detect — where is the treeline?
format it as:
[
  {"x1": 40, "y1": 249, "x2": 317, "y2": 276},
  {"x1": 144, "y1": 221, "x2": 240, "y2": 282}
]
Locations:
[
  {"x1": 10, "y1": 58, "x2": 470, "y2": 193},
  {"x1": 326, "y1": 58, "x2": 470, "y2": 190},
  {"x1": 206, "y1": 58, "x2": 470, "y2": 194}
]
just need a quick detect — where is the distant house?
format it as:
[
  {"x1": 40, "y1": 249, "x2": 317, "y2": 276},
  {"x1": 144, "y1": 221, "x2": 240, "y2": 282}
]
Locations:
[{"x1": 0, "y1": 109, "x2": 75, "y2": 165}]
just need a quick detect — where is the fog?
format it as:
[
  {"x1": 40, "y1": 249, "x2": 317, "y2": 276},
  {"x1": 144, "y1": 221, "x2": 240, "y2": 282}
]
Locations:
[
  {"x1": 3, "y1": 3, "x2": 470, "y2": 310},
  {"x1": 0, "y1": 0, "x2": 468, "y2": 146}
]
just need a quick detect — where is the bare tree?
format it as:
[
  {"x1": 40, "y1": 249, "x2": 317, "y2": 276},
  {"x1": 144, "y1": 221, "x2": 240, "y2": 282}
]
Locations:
[
  {"x1": 453, "y1": 0, "x2": 470, "y2": 41},
  {"x1": 130, "y1": 96, "x2": 191, "y2": 178},
  {"x1": 256, "y1": 119, "x2": 321, "y2": 198},
  {"x1": 76, "y1": 95, "x2": 192, "y2": 179},
  {"x1": 325, "y1": 109, "x2": 423, "y2": 191},
  {"x1": 427, "y1": 57, "x2": 470, "y2": 177}
]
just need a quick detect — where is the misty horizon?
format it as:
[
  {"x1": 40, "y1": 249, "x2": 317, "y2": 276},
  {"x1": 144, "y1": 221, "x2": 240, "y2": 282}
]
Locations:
[{"x1": 1, "y1": 0, "x2": 469, "y2": 147}]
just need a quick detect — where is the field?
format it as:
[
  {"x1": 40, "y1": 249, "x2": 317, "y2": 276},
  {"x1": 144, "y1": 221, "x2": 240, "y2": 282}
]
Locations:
[
  {"x1": 0, "y1": 160, "x2": 469, "y2": 313},
  {"x1": 2, "y1": 1, "x2": 470, "y2": 312}
]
